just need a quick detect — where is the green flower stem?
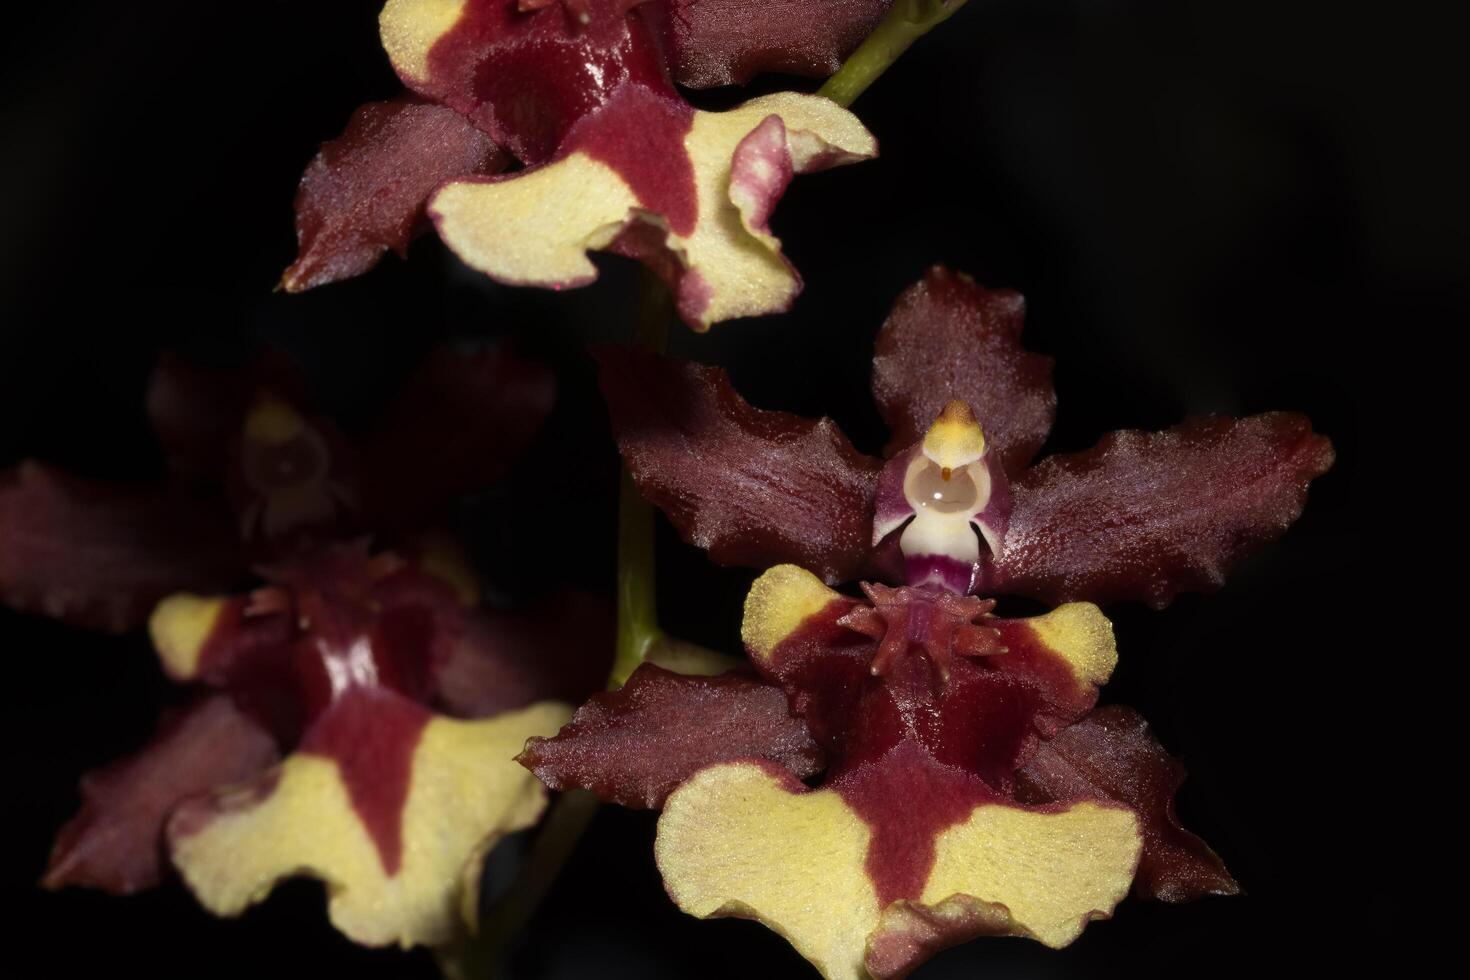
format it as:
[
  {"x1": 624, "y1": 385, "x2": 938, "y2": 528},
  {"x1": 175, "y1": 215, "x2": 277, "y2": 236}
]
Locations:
[
  {"x1": 610, "y1": 269, "x2": 672, "y2": 688},
  {"x1": 819, "y1": 0, "x2": 970, "y2": 108}
]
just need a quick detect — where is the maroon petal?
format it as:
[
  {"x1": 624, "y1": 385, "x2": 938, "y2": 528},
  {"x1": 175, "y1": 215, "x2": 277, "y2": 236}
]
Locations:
[
  {"x1": 0, "y1": 463, "x2": 246, "y2": 632},
  {"x1": 519, "y1": 663, "x2": 824, "y2": 809},
  {"x1": 1015, "y1": 705, "x2": 1240, "y2": 902},
  {"x1": 360, "y1": 345, "x2": 555, "y2": 530},
  {"x1": 872, "y1": 267, "x2": 1056, "y2": 473},
  {"x1": 280, "y1": 96, "x2": 509, "y2": 293},
  {"x1": 993, "y1": 413, "x2": 1334, "y2": 608},
  {"x1": 146, "y1": 350, "x2": 308, "y2": 484},
  {"x1": 597, "y1": 346, "x2": 882, "y2": 584},
  {"x1": 433, "y1": 590, "x2": 614, "y2": 719},
  {"x1": 44, "y1": 696, "x2": 280, "y2": 894},
  {"x1": 640, "y1": 0, "x2": 893, "y2": 89}
]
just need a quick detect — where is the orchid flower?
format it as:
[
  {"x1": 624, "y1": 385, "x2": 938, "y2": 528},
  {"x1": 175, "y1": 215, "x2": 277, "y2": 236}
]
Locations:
[
  {"x1": 520, "y1": 266, "x2": 1333, "y2": 978},
  {"x1": 46, "y1": 545, "x2": 591, "y2": 948},
  {"x1": 282, "y1": 0, "x2": 889, "y2": 330}
]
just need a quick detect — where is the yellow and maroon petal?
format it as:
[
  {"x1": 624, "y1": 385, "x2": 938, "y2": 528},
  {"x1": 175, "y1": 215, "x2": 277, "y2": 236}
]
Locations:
[
  {"x1": 871, "y1": 267, "x2": 1056, "y2": 473},
  {"x1": 1016, "y1": 705, "x2": 1240, "y2": 902},
  {"x1": 0, "y1": 463, "x2": 245, "y2": 632},
  {"x1": 360, "y1": 344, "x2": 554, "y2": 531},
  {"x1": 149, "y1": 592, "x2": 294, "y2": 685},
  {"x1": 429, "y1": 92, "x2": 875, "y2": 330},
  {"x1": 656, "y1": 760, "x2": 1141, "y2": 980},
  {"x1": 642, "y1": 0, "x2": 893, "y2": 89},
  {"x1": 281, "y1": 95, "x2": 509, "y2": 293},
  {"x1": 44, "y1": 696, "x2": 279, "y2": 894},
  {"x1": 168, "y1": 693, "x2": 570, "y2": 948},
  {"x1": 995, "y1": 413, "x2": 1335, "y2": 608},
  {"x1": 599, "y1": 349, "x2": 883, "y2": 583},
  {"x1": 520, "y1": 663, "x2": 824, "y2": 808}
]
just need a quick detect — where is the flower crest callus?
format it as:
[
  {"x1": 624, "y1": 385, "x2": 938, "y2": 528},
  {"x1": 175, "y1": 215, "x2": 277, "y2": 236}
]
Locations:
[
  {"x1": 522, "y1": 267, "x2": 1333, "y2": 978},
  {"x1": 284, "y1": 0, "x2": 887, "y2": 330}
]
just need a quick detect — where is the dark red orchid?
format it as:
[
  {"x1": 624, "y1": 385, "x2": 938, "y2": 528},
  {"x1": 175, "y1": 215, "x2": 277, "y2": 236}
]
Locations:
[
  {"x1": 283, "y1": 0, "x2": 886, "y2": 329},
  {"x1": 0, "y1": 344, "x2": 552, "y2": 633},
  {"x1": 46, "y1": 545, "x2": 590, "y2": 948},
  {"x1": 521, "y1": 267, "x2": 1333, "y2": 978}
]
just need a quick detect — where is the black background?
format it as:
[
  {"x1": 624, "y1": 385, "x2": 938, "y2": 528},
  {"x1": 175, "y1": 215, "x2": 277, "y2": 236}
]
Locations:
[{"x1": 0, "y1": 1, "x2": 1442, "y2": 977}]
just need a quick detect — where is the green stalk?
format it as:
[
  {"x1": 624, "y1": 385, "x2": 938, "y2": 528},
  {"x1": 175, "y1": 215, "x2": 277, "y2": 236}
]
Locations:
[{"x1": 819, "y1": 0, "x2": 970, "y2": 108}]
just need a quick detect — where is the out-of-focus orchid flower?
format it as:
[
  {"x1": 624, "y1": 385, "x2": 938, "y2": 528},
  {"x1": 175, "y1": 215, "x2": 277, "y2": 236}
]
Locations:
[
  {"x1": 284, "y1": 1, "x2": 887, "y2": 330},
  {"x1": 45, "y1": 545, "x2": 599, "y2": 948},
  {"x1": 0, "y1": 344, "x2": 553, "y2": 633},
  {"x1": 522, "y1": 267, "x2": 1333, "y2": 978}
]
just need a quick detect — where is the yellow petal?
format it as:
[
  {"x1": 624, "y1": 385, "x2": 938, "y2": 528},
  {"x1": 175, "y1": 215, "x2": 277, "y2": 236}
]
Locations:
[
  {"x1": 741, "y1": 563, "x2": 846, "y2": 664},
  {"x1": 170, "y1": 701, "x2": 570, "y2": 948},
  {"x1": 1021, "y1": 601, "x2": 1117, "y2": 688},
  {"x1": 657, "y1": 762, "x2": 1141, "y2": 980},
  {"x1": 380, "y1": 0, "x2": 467, "y2": 83},
  {"x1": 149, "y1": 593, "x2": 227, "y2": 681}
]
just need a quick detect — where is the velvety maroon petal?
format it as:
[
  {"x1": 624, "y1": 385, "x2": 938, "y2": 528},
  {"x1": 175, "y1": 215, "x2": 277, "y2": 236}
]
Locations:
[
  {"x1": 0, "y1": 463, "x2": 246, "y2": 632},
  {"x1": 1015, "y1": 705, "x2": 1240, "y2": 902},
  {"x1": 641, "y1": 0, "x2": 892, "y2": 89},
  {"x1": 360, "y1": 345, "x2": 555, "y2": 530},
  {"x1": 280, "y1": 96, "x2": 509, "y2": 293},
  {"x1": 992, "y1": 413, "x2": 1334, "y2": 608},
  {"x1": 872, "y1": 267, "x2": 1056, "y2": 473},
  {"x1": 146, "y1": 350, "x2": 309, "y2": 484},
  {"x1": 519, "y1": 663, "x2": 824, "y2": 809},
  {"x1": 44, "y1": 696, "x2": 280, "y2": 894},
  {"x1": 597, "y1": 346, "x2": 882, "y2": 583},
  {"x1": 433, "y1": 590, "x2": 614, "y2": 719}
]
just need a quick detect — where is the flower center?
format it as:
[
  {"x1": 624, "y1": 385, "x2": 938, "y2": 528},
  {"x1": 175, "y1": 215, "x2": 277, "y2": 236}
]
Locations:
[{"x1": 838, "y1": 582, "x2": 1007, "y2": 681}]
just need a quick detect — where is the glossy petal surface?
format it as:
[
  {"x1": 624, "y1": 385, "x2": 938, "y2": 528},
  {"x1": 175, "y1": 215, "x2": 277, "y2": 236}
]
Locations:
[
  {"x1": 169, "y1": 698, "x2": 568, "y2": 948},
  {"x1": 44, "y1": 696, "x2": 279, "y2": 894},
  {"x1": 644, "y1": 0, "x2": 892, "y2": 89},
  {"x1": 994, "y1": 413, "x2": 1334, "y2": 607},
  {"x1": 598, "y1": 347, "x2": 882, "y2": 583},
  {"x1": 871, "y1": 267, "x2": 1055, "y2": 473},
  {"x1": 520, "y1": 663, "x2": 824, "y2": 808},
  {"x1": 0, "y1": 463, "x2": 244, "y2": 632},
  {"x1": 1016, "y1": 705, "x2": 1239, "y2": 902}
]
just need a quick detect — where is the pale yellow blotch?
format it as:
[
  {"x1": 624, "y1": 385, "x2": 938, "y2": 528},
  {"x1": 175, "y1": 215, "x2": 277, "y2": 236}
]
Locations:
[
  {"x1": 921, "y1": 401, "x2": 986, "y2": 470},
  {"x1": 149, "y1": 594, "x2": 226, "y2": 681},
  {"x1": 170, "y1": 701, "x2": 571, "y2": 949},
  {"x1": 741, "y1": 564, "x2": 843, "y2": 664},
  {"x1": 1024, "y1": 602, "x2": 1118, "y2": 687},
  {"x1": 657, "y1": 763, "x2": 879, "y2": 980},
  {"x1": 429, "y1": 92, "x2": 875, "y2": 330},
  {"x1": 431, "y1": 154, "x2": 640, "y2": 289},
  {"x1": 921, "y1": 802, "x2": 1141, "y2": 948},
  {"x1": 244, "y1": 395, "x2": 305, "y2": 445},
  {"x1": 380, "y1": 0, "x2": 467, "y2": 82}
]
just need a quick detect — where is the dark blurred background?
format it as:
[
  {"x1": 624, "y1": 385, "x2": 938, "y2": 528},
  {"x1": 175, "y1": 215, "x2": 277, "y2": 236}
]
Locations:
[{"x1": 1, "y1": 1, "x2": 1443, "y2": 977}]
